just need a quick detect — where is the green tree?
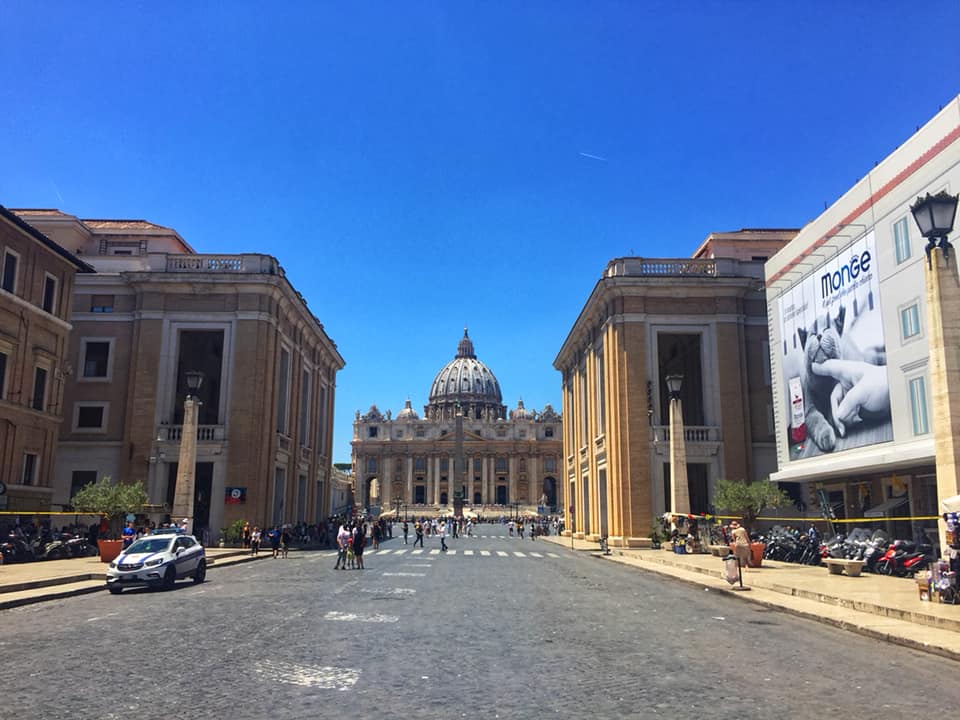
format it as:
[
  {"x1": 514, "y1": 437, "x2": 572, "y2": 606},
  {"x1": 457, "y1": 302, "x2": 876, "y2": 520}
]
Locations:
[
  {"x1": 712, "y1": 478, "x2": 791, "y2": 532},
  {"x1": 71, "y1": 475, "x2": 148, "y2": 538}
]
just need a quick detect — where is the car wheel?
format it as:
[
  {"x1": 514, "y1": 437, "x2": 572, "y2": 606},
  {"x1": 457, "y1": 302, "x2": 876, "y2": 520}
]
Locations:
[
  {"x1": 108, "y1": 586, "x2": 122, "y2": 595},
  {"x1": 162, "y1": 566, "x2": 177, "y2": 591},
  {"x1": 193, "y1": 559, "x2": 206, "y2": 584}
]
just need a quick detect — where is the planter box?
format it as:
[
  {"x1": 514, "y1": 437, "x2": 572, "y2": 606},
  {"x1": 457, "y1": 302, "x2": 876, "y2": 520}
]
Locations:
[{"x1": 98, "y1": 539, "x2": 123, "y2": 564}]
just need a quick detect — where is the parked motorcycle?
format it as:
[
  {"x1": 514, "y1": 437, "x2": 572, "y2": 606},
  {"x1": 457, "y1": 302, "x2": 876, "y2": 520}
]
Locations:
[
  {"x1": 1, "y1": 535, "x2": 36, "y2": 563},
  {"x1": 875, "y1": 539, "x2": 931, "y2": 577}
]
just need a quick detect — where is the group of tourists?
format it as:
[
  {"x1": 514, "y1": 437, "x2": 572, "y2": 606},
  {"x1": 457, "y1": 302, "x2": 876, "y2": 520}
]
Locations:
[
  {"x1": 240, "y1": 523, "x2": 293, "y2": 558},
  {"x1": 334, "y1": 520, "x2": 368, "y2": 569}
]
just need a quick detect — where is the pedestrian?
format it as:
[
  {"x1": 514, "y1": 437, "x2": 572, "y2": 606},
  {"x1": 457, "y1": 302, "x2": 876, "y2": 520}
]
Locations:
[
  {"x1": 280, "y1": 525, "x2": 292, "y2": 558},
  {"x1": 250, "y1": 526, "x2": 261, "y2": 556},
  {"x1": 267, "y1": 526, "x2": 281, "y2": 558},
  {"x1": 335, "y1": 523, "x2": 350, "y2": 569},
  {"x1": 439, "y1": 520, "x2": 448, "y2": 552},
  {"x1": 413, "y1": 521, "x2": 424, "y2": 548},
  {"x1": 372, "y1": 522, "x2": 381, "y2": 550},
  {"x1": 353, "y1": 523, "x2": 366, "y2": 569},
  {"x1": 121, "y1": 521, "x2": 136, "y2": 549},
  {"x1": 241, "y1": 522, "x2": 251, "y2": 549},
  {"x1": 731, "y1": 521, "x2": 751, "y2": 569},
  {"x1": 402, "y1": 520, "x2": 409, "y2": 544}
]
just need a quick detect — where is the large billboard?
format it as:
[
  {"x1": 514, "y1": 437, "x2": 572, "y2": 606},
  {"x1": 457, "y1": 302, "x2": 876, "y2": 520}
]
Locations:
[{"x1": 777, "y1": 231, "x2": 892, "y2": 461}]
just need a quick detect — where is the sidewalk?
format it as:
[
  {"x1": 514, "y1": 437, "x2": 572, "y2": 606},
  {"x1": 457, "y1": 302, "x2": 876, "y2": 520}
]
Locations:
[
  {"x1": 542, "y1": 535, "x2": 960, "y2": 662},
  {"x1": 0, "y1": 547, "x2": 261, "y2": 609}
]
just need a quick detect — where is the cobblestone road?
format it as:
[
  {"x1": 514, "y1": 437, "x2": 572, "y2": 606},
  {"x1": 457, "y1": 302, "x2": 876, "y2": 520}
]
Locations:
[{"x1": 4, "y1": 531, "x2": 959, "y2": 719}]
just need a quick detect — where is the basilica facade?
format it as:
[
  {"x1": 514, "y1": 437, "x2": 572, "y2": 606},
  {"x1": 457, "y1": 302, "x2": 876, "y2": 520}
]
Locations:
[{"x1": 351, "y1": 329, "x2": 563, "y2": 515}]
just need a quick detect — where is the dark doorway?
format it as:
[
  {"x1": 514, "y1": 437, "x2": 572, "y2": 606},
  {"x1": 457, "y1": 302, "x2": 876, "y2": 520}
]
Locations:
[
  {"x1": 414, "y1": 485, "x2": 425, "y2": 504},
  {"x1": 173, "y1": 330, "x2": 224, "y2": 425},
  {"x1": 440, "y1": 492, "x2": 448, "y2": 505},
  {"x1": 663, "y1": 462, "x2": 709, "y2": 515},
  {"x1": 165, "y1": 461, "x2": 213, "y2": 532},
  {"x1": 542, "y1": 477, "x2": 557, "y2": 509},
  {"x1": 657, "y1": 333, "x2": 704, "y2": 426},
  {"x1": 473, "y1": 491, "x2": 482, "y2": 505},
  {"x1": 496, "y1": 485, "x2": 507, "y2": 504}
]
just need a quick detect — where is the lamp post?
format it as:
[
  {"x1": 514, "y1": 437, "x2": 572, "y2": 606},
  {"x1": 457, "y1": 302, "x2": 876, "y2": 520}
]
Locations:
[
  {"x1": 911, "y1": 190, "x2": 960, "y2": 557},
  {"x1": 171, "y1": 370, "x2": 204, "y2": 536},
  {"x1": 666, "y1": 373, "x2": 691, "y2": 517}
]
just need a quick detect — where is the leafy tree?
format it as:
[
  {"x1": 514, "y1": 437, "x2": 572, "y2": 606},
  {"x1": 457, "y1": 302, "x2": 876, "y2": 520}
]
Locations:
[
  {"x1": 712, "y1": 478, "x2": 791, "y2": 532},
  {"x1": 71, "y1": 476, "x2": 148, "y2": 538}
]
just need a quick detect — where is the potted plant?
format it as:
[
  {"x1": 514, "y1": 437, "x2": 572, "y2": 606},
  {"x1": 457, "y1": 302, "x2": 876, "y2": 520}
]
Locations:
[
  {"x1": 70, "y1": 475, "x2": 148, "y2": 563},
  {"x1": 649, "y1": 515, "x2": 664, "y2": 549},
  {"x1": 711, "y1": 478, "x2": 791, "y2": 567}
]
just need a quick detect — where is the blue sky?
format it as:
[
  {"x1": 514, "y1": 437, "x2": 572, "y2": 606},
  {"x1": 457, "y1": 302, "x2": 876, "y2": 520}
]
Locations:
[{"x1": 2, "y1": 2, "x2": 959, "y2": 463}]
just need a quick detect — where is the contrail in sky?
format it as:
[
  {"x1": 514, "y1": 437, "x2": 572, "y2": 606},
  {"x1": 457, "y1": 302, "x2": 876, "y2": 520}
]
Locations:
[
  {"x1": 50, "y1": 180, "x2": 64, "y2": 205},
  {"x1": 578, "y1": 152, "x2": 609, "y2": 162}
]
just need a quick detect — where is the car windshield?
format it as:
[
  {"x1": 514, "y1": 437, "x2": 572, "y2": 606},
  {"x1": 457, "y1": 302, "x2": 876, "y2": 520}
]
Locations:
[{"x1": 125, "y1": 538, "x2": 171, "y2": 555}]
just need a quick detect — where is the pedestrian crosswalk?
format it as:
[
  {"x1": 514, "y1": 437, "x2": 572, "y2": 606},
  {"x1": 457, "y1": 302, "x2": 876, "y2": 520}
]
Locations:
[{"x1": 321, "y1": 548, "x2": 561, "y2": 560}]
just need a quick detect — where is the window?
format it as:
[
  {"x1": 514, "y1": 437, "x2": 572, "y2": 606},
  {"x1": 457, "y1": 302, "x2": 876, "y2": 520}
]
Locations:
[
  {"x1": 0, "y1": 349, "x2": 7, "y2": 399},
  {"x1": 42, "y1": 274, "x2": 58, "y2": 314},
  {"x1": 900, "y1": 303, "x2": 921, "y2": 341},
  {"x1": 366, "y1": 457, "x2": 378, "y2": 473},
  {"x1": 545, "y1": 426, "x2": 554, "y2": 438},
  {"x1": 277, "y1": 348, "x2": 290, "y2": 433},
  {"x1": 495, "y1": 457, "x2": 507, "y2": 473},
  {"x1": 368, "y1": 426, "x2": 379, "y2": 438},
  {"x1": 894, "y1": 217, "x2": 911, "y2": 265},
  {"x1": 22, "y1": 452, "x2": 37, "y2": 485},
  {"x1": 316, "y1": 386, "x2": 327, "y2": 451},
  {"x1": 544, "y1": 456, "x2": 556, "y2": 472},
  {"x1": 32, "y1": 367, "x2": 48, "y2": 411},
  {"x1": 473, "y1": 458, "x2": 482, "y2": 472},
  {"x1": 70, "y1": 470, "x2": 97, "y2": 500},
  {"x1": 415, "y1": 428, "x2": 425, "y2": 437},
  {"x1": 75, "y1": 403, "x2": 107, "y2": 431},
  {"x1": 440, "y1": 458, "x2": 449, "y2": 472},
  {"x1": 299, "y1": 369, "x2": 311, "y2": 446},
  {"x1": 596, "y1": 345, "x2": 605, "y2": 435},
  {"x1": 2, "y1": 250, "x2": 18, "y2": 293},
  {"x1": 909, "y1": 376, "x2": 929, "y2": 436},
  {"x1": 90, "y1": 294, "x2": 114, "y2": 313},
  {"x1": 81, "y1": 340, "x2": 112, "y2": 378},
  {"x1": 414, "y1": 457, "x2": 426, "y2": 472}
]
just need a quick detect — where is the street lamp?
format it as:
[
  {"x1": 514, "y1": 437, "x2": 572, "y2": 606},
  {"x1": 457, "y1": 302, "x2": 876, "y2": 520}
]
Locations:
[
  {"x1": 912, "y1": 190, "x2": 960, "y2": 558},
  {"x1": 171, "y1": 370, "x2": 204, "y2": 536},
  {"x1": 666, "y1": 374, "x2": 690, "y2": 517},
  {"x1": 911, "y1": 191, "x2": 959, "y2": 264}
]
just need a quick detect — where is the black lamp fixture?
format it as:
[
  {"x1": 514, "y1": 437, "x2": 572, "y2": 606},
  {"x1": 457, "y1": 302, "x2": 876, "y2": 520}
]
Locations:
[
  {"x1": 665, "y1": 374, "x2": 683, "y2": 401},
  {"x1": 185, "y1": 370, "x2": 204, "y2": 398},
  {"x1": 910, "y1": 190, "x2": 959, "y2": 265}
]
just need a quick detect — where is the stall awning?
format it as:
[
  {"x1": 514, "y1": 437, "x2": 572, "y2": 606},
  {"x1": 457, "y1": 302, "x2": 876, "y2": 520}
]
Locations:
[
  {"x1": 942, "y1": 494, "x2": 960, "y2": 513},
  {"x1": 864, "y1": 496, "x2": 908, "y2": 518}
]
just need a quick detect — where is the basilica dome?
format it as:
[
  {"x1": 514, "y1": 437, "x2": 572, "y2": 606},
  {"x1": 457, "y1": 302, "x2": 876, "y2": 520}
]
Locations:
[{"x1": 427, "y1": 329, "x2": 506, "y2": 420}]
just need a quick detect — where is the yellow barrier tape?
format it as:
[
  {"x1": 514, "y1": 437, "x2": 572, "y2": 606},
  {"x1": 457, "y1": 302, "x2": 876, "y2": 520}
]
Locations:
[
  {"x1": 0, "y1": 511, "x2": 105, "y2": 517},
  {"x1": 713, "y1": 514, "x2": 940, "y2": 523}
]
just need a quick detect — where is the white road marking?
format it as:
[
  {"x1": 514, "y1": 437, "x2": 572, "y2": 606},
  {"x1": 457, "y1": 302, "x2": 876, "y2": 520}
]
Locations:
[
  {"x1": 429, "y1": 549, "x2": 440, "y2": 555},
  {"x1": 85, "y1": 612, "x2": 119, "y2": 623},
  {"x1": 256, "y1": 659, "x2": 360, "y2": 691},
  {"x1": 360, "y1": 587, "x2": 416, "y2": 595},
  {"x1": 406, "y1": 563, "x2": 433, "y2": 567},
  {"x1": 411, "y1": 549, "x2": 424, "y2": 555},
  {"x1": 513, "y1": 552, "x2": 526, "y2": 557},
  {"x1": 530, "y1": 552, "x2": 543, "y2": 558},
  {"x1": 496, "y1": 551, "x2": 508, "y2": 557},
  {"x1": 393, "y1": 549, "x2": 407, "y2": 555},
  {"x1": 447, "y1": 550, "x2": 457, "y2": 555},
  {"x1": 547, "y1": 553, "x2": 559, "y2": 558},
  {"x1": 382, "y1": 572, "x2": 426, "y2": 577},
  {"x1": 480, "y1": 550, "x2": 491, "y2": 556},
  {"x1": 464, "y1": 550, "x2": 474, "y2": 556},
  {"x1": 325, "y1": 610, "x2": 398, "y2": 624}
]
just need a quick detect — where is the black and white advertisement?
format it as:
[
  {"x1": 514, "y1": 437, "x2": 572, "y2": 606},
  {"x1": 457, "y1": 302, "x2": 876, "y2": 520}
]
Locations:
[{"x1": 777, "y1": 230, "x2": 892, "y2": 461}]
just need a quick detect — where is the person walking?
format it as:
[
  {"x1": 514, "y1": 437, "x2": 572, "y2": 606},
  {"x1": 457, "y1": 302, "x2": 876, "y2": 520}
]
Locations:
[
  {"x1": 250, "y1": 526, "x2": 262, "y2": 556},
  {"x1": 439, "y1": 520, "x2": 448, "y2": 552},
  {"x1": 413, "y1": 521, "x2": 424, "y2": 548},
  {"x1": 241, "y1": 522, "x2": 251, "y2": 549},
  {"x1": 353, "y1": 522, "x2": 367, "y2": 569},
  {"x1": 731, "y1": 521, "x2": 751, "y2": 570},
  {"x1": 335, "y1": 523, "x2": 350, "y2": 569},
  {"x1": 402, "y1": 520, "x2": 409, "y2": 544},
  {"x1": 372, "y1": 522, "x2": 381, "y2": 550},
  {"x1": 280, "y1": 525, "x2": 292, "y2": 558}
]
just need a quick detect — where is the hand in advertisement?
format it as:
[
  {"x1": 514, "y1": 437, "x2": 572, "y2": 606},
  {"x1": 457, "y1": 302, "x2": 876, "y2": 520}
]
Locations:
[{"x1": 811, "y1": 359, "x2": 890, "y2": 437}]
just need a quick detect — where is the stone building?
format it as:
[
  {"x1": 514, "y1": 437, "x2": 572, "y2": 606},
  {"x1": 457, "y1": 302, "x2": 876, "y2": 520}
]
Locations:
[
  {"x1": 0, "y1": 205, "x2": 93, "y2": 511},
  {"x1": 12, "y1": 209, "x2": 344, "y2": 537},
  {"x1": 554, "y1": 230, "x2": 796, "y2": 546},
  {"x1": 351, "y1": 329, "x2": 562, "y2": 515}
]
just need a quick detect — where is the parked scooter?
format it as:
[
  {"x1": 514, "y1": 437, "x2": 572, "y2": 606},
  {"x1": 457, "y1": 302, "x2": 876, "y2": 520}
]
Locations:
[
  {"x1": 1, "y1": 534, "x2": 36, "y2": 563},
  {"x1": 875, "y1": 539, "x2": 931, "y2": 577}
]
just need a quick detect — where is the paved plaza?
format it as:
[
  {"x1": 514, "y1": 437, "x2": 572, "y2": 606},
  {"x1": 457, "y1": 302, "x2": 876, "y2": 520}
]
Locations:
[{"x1": 3, "y1": 530, "x2": 960, "y2": 718}]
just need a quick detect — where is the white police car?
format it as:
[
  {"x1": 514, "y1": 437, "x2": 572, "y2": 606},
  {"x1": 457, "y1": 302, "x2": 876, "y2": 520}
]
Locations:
[{"x1": 106, "y1": 529, "x2": 206, "y2": 594}]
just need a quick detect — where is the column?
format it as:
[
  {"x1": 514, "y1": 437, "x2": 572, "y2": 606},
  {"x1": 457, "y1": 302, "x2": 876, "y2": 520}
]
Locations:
[
  {"x1": 669, "y1": 396, "x2": 690, "y2": 515},
  {"x1": 467, "y1": 456, "x2": 475, "y2": 506},
  {"x1": 406, "y1": 457, "x2": 413, "y2": 504},
  {"x1": 509, "y1": 456, "x2": 517, "y2": 504},
  {"x1": 529, "y1": 454, "x2": 539, "y2": 505},
  {"x1": 434, "y1": 456, "x2": 441, "y2": 505}
]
